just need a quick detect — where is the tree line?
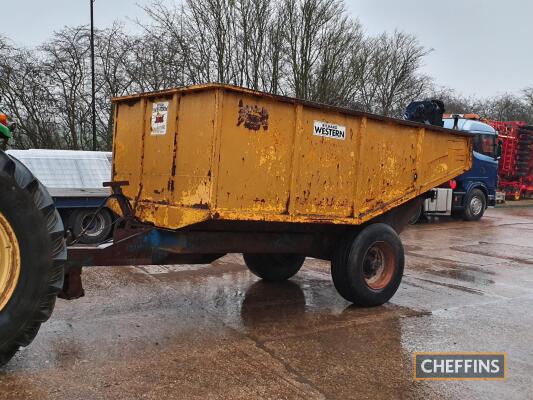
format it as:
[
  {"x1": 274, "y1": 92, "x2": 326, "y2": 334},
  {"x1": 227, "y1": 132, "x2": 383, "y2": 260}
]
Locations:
[{"x1": 0, "y1": 0, "x2": 532, "y2": 150}]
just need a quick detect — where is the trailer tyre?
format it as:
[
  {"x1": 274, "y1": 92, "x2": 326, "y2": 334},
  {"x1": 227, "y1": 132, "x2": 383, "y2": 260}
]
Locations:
[
  {"x1": 0, "y1": 153, "x2": 66, "y2": 367},
  {"x1": 69, "y1": 208, "x2": 112, "y2": 244},
  {"x1": 243, "y1": 254, "x2": 305, "y2": 281},
  {"x1": 331, "y1": 224, "x2": 404, "y2": 306},
  {"x1": 462, "y1": 189, "x2": 486, "y2": 221},
  {"x1": 408, "y1": 203, "x2": 423, "y2": 225}
]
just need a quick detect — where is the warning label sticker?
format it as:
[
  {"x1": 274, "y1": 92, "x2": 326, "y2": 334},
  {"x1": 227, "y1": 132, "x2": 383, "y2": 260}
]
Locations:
[
  {"x1": 151, "y1": 102, "x2": 169, "y2": 135},
  {"x1": 313, "y1": 121, "x2": 346, "y2": 140}
]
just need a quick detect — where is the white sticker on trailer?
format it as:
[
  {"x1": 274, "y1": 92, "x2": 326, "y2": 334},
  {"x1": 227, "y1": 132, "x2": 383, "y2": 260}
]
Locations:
[
  {"x1": 313, "y1": 120, "x2": 346, "y2": 140},
  {"x1": 151, "y1": 102, "x2": 169, "y2": 135}
]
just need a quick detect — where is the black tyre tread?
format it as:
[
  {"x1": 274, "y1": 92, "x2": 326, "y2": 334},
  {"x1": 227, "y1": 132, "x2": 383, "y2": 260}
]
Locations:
[
  {"x1": 0, "y1": 152, "x2": 66, "y2": 366},
  {"x1": 331, "y1": 233, "x2": 358, "y2": 301},
  {"x1": 408, "y1": 204, "x2": 423, "y2": 225},
  {"x1": 462, "y1": 188, "x2": 486, "y2": 221},
  {"x1": 243, "y1": 254, "x2": 305, "y2": 281},
  {"x1": 69, "y1": 208, "x2": 113, "y2": 244},
  {"x1": 331, "y1": 229, "x2": 362, "y2": 300},
  {"x1": 331, "y1": 224, "x2": 404, "y2": 306},
  {"x1": 0, "y1": 346, "x2": 18, "y2": 366}
]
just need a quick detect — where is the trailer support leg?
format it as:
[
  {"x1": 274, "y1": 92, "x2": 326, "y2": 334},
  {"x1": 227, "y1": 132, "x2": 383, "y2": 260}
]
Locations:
[{"x1": 59, "y1": 267, "x2": 85, "y2": 300}]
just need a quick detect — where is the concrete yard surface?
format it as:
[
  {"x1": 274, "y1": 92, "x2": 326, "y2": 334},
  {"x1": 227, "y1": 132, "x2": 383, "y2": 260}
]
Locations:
[{"x1": 1, "y1": 206, "x2": 532, "y2": 399}]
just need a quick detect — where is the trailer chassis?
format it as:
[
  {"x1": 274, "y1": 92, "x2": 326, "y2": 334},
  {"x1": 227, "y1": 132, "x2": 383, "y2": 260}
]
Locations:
[{"x1": 63, "y1": 181, "x2": 423, "y2": 299}]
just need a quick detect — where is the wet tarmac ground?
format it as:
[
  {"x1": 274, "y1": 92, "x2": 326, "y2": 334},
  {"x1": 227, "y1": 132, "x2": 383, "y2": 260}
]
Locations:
[{"x1": 1, "y1": 206, "x2": 533, "y2": 399}]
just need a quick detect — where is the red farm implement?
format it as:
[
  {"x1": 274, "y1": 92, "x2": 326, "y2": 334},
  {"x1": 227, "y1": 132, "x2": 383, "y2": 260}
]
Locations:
[{"x1": 486, "y1": 121, "x2": 533, "y2": 200}]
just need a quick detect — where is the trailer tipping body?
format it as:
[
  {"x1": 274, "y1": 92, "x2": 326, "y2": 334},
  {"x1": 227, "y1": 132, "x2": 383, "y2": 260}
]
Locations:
[{"x1": 110, "y1": 84, "x2": 472, "y2": 230}]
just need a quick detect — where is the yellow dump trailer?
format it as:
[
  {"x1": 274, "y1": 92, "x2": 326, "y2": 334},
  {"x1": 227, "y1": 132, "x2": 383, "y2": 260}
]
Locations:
[
  {"x1": 92, "y1": 84, "x2": 472, "y2": 306},
  {"x1": 111, "y1": 84, "x2": 471, "y2": 230}
]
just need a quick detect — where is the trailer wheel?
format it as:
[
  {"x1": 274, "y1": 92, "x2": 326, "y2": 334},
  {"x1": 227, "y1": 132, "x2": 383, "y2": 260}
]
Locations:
[
  {"x1": 69, "y1": 208, "x2": 112, "y2": 244},
  {"x1": 331, "y1": 224, "x2": 404, "y2": 306},
  {"x1": 0, "y1": 153, "x2": 66, "y2": 367},
  {"x1": 462, "y1": 188, "x2": 486, "y2": 221},
  {"x1": 243, "y1": 254, "x2": 305, "y2": 281},
  {"x1": 408, "y1": 203, "x2": 423, "y2": 225}
]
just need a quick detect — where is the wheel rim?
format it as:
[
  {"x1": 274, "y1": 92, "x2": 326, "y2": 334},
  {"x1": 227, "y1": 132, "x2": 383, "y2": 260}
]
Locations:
[
  {"x1": 362, "y1": 241, "x2": 395, "y2": 290},
  {"x1": 81, "y1": 212, "x2": 105, "y2": 237},
  {"x1": 0, "y1": 211, "x2": 21, "y2": 312},
  {"x1": 470, "y1": 196, "x2": 483, "y2": 215}
]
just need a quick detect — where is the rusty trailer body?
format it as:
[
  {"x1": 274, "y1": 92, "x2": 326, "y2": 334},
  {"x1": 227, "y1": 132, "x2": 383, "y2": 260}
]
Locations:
[
  {"x1": 66, "y1": 83, "x2": 472, "y2": 305},
  {"x1": 111, "y1": 84, "x2": 471, "y2": 230}
]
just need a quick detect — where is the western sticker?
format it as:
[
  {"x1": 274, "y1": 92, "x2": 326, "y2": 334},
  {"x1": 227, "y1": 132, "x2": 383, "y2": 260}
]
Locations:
[
  {"x1": 313, "y1": 120, "x2": 346, "y2": 140},
  {"x1": 151, "y1": 102, "x2": 169, "y2": 135}
]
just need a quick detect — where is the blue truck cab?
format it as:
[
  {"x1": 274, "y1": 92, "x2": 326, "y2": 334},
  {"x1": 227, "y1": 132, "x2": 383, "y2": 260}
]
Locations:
[{"x1": 413, "y1": 116, "x2": 500, "y2": 222}]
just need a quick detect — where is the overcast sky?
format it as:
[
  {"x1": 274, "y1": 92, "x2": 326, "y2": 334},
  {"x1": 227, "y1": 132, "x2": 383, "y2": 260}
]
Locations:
[{"x1": 2, "y1": 0, "x2": 532, "y2": 98}]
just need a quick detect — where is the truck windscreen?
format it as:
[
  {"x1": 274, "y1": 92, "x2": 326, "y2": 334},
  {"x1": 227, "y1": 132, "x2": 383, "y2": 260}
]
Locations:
[{"x1": 473, "y1": 134, "x2": 496, "y2": 158}]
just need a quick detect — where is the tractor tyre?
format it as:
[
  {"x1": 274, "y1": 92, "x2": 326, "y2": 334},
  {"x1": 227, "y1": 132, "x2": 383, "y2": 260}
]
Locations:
[{"x1": 0, "y1": 152, "x2": 66, "y2": 367}]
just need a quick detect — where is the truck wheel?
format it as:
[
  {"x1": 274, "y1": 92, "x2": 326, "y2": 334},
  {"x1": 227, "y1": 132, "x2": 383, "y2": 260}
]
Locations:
[
  {"x1": 69, "y1": 208, "x2": 112, "y2": 244},
  {"x1": 462, "y1": 189, "x2": 486, "y2": 221},
  {"x1": 0, "y1": 153, "x2": 66, "y2": 367},
  {"x1": 331, "y1": 223, "x2": 404, "y2": 306},
  {"x1": 243, "y1": 254, "x2": 305, "y2": 281}
]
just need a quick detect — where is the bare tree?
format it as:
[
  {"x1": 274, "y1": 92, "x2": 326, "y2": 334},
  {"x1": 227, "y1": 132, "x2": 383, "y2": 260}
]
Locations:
[
  {"x1": 308, "y1": 15, "x2": 364, "y2": 105},
  {"x1": 431, "y1": 86, "x2": 533, "y2": 123},
  {"x1": 95, "y1": 24, "x2": 134, "y2": 149},
  {"x1": 523, "y1": 87, "x2": 533, "y2": 111},
  {"x1": 8, "y1": 0, "x2": 515, "y2": 151},
  {"x1": 41, "y1": 27, "x2": 92, "y2": 150},
  {"x1": 483, "y1": 94, "x2": 532, "y2": 122},
  {"x1": 355, "y1": 31, "x2": 432, "y2": 116},
  {"x1": 263, "y1": 6, "x2": 286, "y2": 94},
  {"x1": 280, "y1": 0, "x2": 349, "y2": 100},
  {"x1": 429, "y1": 88, "x2": 471, "y2": 115},
  {"x1": 0, "y1": 39, "x2": 61, "y2": 149}
]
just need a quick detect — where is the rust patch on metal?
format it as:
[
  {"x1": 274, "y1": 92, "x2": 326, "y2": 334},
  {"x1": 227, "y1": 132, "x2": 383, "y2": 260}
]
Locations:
[{"x1": 237, "y1": 99, "x2": 268, "y2": 131}]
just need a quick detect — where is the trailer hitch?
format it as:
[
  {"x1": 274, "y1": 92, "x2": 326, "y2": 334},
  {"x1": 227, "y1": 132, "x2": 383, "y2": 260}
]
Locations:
[
  {"x1": 103, "y1": 180, "x2": 134, "y2": 218},
  {"x1": 60, "y1": 180, "x2": 141, "y2": 300}
]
